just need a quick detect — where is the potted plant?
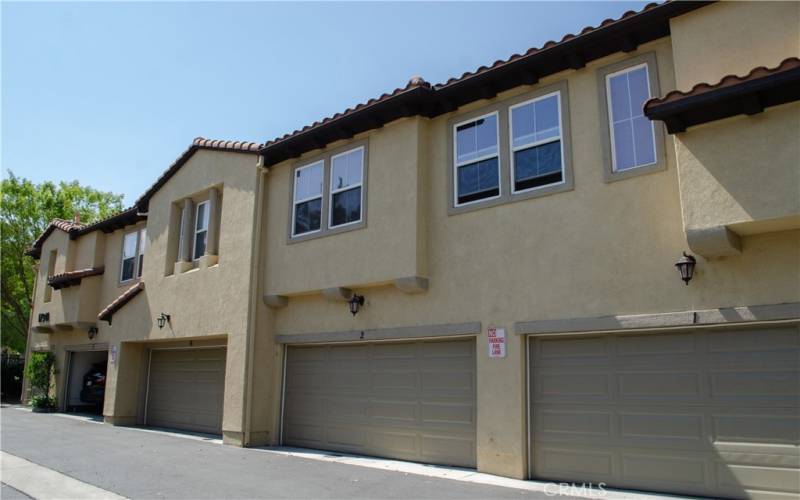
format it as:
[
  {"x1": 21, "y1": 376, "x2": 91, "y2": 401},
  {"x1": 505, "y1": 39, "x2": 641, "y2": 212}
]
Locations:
[{"x1": 24, "y1": 352, "x2": 56, "y2": 413}]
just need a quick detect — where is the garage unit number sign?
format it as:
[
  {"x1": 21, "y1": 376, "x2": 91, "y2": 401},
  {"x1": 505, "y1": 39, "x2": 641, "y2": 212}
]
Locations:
[{"x1": 488, "y1": 326, "x2": 506, "y2": 358}]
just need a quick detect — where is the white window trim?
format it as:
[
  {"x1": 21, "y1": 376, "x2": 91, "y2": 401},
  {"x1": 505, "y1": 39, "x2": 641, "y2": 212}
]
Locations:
[
  {"x1": 328, "y1": 146, "x2": 364, "y2": 229},
  {"x1": 605, "y1": 62, "x2": 658, "y2": 173},
  {"x1": 452, "y1": 111, "x2": 501, "y2": 208},
  {"x1": 508, "y1": 90, "x2": 567, "y2": 195},
  {"x1": 192, "y1": 200, "x2": 210, "y2": 261},
  {"x1": 291, "y1": 160, "x2": 324, "y2": 237},
  {"x1": 120, "y1": 230, "x2": 140, "y2": 284}
]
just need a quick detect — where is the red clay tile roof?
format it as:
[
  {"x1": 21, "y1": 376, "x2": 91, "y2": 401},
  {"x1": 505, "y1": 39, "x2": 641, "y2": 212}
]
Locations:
[
  {"x1": 48, "y1": 266, "x2": 105, "y2": 290},
  {"x1": 136, "y1": 137, "x2": 263, "y2": 211},
  {"x1": 98, "y1": 281, "x2": 144, "y2": 324},
  {"x1": 259, "y1": 1, "x2": 711, "y2": 166},
  {"x1": 645, "y1": 57, "x2": 800, "y2": 133},
  {"x1": 434, "y1": 2, "x2": 669, "y2": 89},
  {"x1": 262, "y1": 79, "x2": 431, "y2": 148},
  {"x1": 26, "y1": 219, "x2": 86, "y2": 259},
  {"x1": 27, "y1": 207, "x2": 144, "y2": 259},
  {"x1": 646, "y1": 57, "x2": 800, "y2": 107}
]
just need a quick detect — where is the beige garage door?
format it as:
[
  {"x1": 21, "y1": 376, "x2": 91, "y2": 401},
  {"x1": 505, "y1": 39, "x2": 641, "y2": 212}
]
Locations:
[
  {"x1": 146, "y1": 348, "x2": 226, "y2": 434},
  {"x1": 529, "y1": 325, "x2": 800, "y2": 499},
  {"x1": 283, "y1": 338, "x2": 476, "y2": 467}
]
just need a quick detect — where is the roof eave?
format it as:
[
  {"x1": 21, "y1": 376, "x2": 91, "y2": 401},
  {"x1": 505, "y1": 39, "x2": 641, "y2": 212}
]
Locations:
[{"x1": 645, "y1": 66, "x2": 800, "y2": 133}]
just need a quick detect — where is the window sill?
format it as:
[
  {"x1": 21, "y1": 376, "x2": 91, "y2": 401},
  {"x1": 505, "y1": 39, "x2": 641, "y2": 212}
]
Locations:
[
  {"x1": 603, "y1": 160, "x2": 666, "y2": 183},
  {"x1": 287, "y1": 219, "x2": 366, "y2": 245},
  {"x1": 173, "y1": 255, "x2": 218, "y2": 275},
  {"x1": 447, "y1": 179, "x2": 574, "y2": 216}
]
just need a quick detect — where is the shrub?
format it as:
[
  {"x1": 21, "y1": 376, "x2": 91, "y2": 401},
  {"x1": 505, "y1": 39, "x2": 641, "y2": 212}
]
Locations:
[
  {"x1": 24, "y1": 352, "x2": 54, "y2": 403},
  {"x1": 30, "y1": 394, "x2": 56, "y2": 410}
]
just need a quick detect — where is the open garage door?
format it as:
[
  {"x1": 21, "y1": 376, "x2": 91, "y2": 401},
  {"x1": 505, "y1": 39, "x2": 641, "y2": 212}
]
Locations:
[
  {"x1": 528, "y1": 324, "x2": 800, "y2": 499},
  {"x1": 283, "y1": 338, "x2": 476, "y2": 468},
  {"x1": 145, "y1": 347, "x2": 226, "y2": 434}
]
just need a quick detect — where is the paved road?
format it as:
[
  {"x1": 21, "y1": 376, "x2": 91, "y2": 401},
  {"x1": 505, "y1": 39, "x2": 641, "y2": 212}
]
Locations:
[
  {"x1": 1, "y1": 482, "x2": 33, "y2": 500},
  {"x1": 1, "y1": 407, "x2": 552, "y2": 499}
]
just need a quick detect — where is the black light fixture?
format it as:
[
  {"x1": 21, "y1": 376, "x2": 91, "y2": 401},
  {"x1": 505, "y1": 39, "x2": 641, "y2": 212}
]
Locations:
[
  {"x1": 87, "y1": 326, "x2": 98, "y2": 339},
  {"x1": 157, "y1": 312, "x2": 171, "y2": 329},
  {"x1": 348, "y1": 294, "x2": 364, "y2": 316},
  {"x1": 675, "y1": 251, "x2": 697, "y2": 285}
]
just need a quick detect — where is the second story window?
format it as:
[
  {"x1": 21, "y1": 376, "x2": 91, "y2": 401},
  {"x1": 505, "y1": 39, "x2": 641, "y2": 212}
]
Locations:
[
  {"x1": 330, "y1": 147, "x2": 364, "y2": 228},
  {"x1": 454, "y1": 112, "x2": 500, "y2": 206},
  {"x1": 510, "y1": 92, "x2": 564, "y2": 193},
  {"x1": 292, "y1": 161, "x2": 323, "y2": 236},
  {"x1": 121, "y1": 231, "x2": 138, "y2": 282},
  {"x1": 605, "y1": 63, "x2": 656, "y2": 172},
  {"x1": 193, "y1": 201, "x2": 209, "y2": 260},
  {"x1": 137, "y1": 228, "x2": 146, "y2": 278},
  {"x1": 288, "y1": 140, "x2": 368, "y2": 242},
  {"x1": 44, "y1": 249, "x2": 57, "y2": 302}
]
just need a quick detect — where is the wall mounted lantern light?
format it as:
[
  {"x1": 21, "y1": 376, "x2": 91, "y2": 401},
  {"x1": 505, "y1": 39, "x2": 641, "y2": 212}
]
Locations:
[
  {"x1": 348, "y1": 294, "x2": 365, "y2": 316},
  {"x1": 157, "y1": 312, "x2": 171, "y2": 329},
  {"x1": 675, "y1": 252, "x2": 697, "y2": 285},
  {"x1": 87, "y1": 326, "x2": 98, "y2": 339}
]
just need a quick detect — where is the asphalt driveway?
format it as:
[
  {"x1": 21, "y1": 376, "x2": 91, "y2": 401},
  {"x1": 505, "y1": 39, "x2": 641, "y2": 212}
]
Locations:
[{"x1": 0, "y1": 406, "x2": 555, "y2": 500}]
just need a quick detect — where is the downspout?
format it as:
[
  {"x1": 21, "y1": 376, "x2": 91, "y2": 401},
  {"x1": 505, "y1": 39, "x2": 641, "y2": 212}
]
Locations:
[{"x1": 242, "y1": 155, "x2": 268, "y2": 445}]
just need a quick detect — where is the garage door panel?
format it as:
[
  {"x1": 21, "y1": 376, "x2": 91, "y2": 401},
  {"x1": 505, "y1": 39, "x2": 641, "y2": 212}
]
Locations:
[
  {"x1": 372, "y1": 370, "x2": 418, "y2": 391},
  {"x1": 370, "y1": 400, "x2": 417, "y2": 422},
  {"x1": 717, "y1": 463, "x2": 800, "y2": 496},
  {"x1": 146, "y1": 348, "x2": 225, "y2": 435},
  {"x1": 616, "y1": 332, "x2": 698, "y2": 355},
  {"x1": 284, "y1": 339, "x2": 476, "y2": 467},
  {"x1": 712, "y1": 413, "x2": 800, "y2": 445},
  {"x1": 710, "y1": 370, "x2": 799, "y2": 399},
  {"x1": 529, "y1": 325, "x2": 800, "y2": 498}
]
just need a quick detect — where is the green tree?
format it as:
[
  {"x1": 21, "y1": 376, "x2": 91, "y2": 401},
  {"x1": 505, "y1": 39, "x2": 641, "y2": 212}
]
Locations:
[{"x1": 1, "y1": 172, "x2": 123, "y2": 353}]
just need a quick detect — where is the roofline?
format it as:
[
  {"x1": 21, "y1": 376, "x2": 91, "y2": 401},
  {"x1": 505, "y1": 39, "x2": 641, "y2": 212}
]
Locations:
[
  {"x1": 135, "y1": 138, "x2": 262, "y2": 211},
  {"x1": 258, "y1": 1, "x2": 712, "y2": 167},
  {"x1": 644, "y1": 57, "x2": 800, "y2": 133},
  {"x1": 26, "y1": 207, "x2": 144, "y2": 260}
]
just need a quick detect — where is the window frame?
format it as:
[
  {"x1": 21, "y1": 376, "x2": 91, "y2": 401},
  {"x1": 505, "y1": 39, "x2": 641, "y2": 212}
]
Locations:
[
  {"x1": 328, "y1": 146, "x2": 365, "y2": 230},
  {"x1": 119, "y1": 227, "x2": 144, "y2": 284},
  {"x1": 447, "y1": 80, "x2": 574, "y2": 215},
  {"x1": 291, "y1": 160, "x2": 325, "y2": 237},
  {"x1": 287, "y1": 138, "x2": 369, "y2": 243},
  {"x1": 136, "y1": 228, "x2": 146, "y2": 278},
  {"x1": 596, "y1": 52, "x2": 666, "y2": 183},
  {"x1": 452, "y1": 111, "x2": 502, "y2": 208},
  {"x1": 192, "y1": 200, "x2": 210, "y2": 261},
  {"x1": 508, "y1": 90, "x2": 567, "y2": 195}
]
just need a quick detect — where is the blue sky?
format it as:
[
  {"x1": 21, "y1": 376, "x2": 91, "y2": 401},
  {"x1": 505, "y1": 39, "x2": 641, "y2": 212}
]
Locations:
[{"x1": 2, "y1": 1, "x2": 648, "y2": 205}]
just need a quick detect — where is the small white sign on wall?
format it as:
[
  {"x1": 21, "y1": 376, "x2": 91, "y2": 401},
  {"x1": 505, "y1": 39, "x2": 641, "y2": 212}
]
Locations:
[
  {"x1": 109, "y1": 345, "x2": 118, "y2": 365},
  {"x1": 488, "y1": 326, "x2": 506, "y2": 358}
]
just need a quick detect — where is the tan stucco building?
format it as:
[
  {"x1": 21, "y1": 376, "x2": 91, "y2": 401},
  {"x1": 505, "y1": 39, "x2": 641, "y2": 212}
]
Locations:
[{"x1": 24, "y1": 2, "x2": 800, "y2": 498}]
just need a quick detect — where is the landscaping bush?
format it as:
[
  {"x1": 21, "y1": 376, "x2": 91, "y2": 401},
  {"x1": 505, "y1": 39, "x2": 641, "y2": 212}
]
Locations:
[{"x1": 24, "y1": 352, "x2": 55, "y2": 409}]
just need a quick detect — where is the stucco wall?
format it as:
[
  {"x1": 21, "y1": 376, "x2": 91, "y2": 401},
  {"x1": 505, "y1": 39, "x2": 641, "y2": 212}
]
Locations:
[
  {"x1": 264, "y1": 117, "x2": 426, "y2": 296},
  {"x1": 254, "y1": 36, "x2": 800, "y2": 478},
  {"x1": 101, "y1": 149, "x2": 261, "y2": 437},
  {"x1": 676, "y1": 102, "x2": 800, "y2": 232},
  {"x1": 669, "y1": 1, "x2": 800, "y2": 90}
]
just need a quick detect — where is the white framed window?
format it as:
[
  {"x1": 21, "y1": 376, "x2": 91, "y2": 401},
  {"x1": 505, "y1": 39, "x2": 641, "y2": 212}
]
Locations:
[
  {"x1": 44, "y1": 249, "x2": 57, "y2": 302},
  {"x1": 453, "y1": 112, "x2": 500, "y2": 206},
  {"x1": 606, "y1": 63, "x2": 656, "y2": 172},
  {"x1": 292, "y1": 161, "x2": 324, "y2": 237},
  {"x1": 192, "y1": 200, "x2": 209, "y2": 260},
  {"x1": 120, "y1": 231, "x2": 139, "y2": 282},
  {"x1": 329, "y1": 146, "x2": 364, "y2": 228},
  {"x1": 136, "y1": 228, "x2": 146, "y2": 278},
  {"x1": 509, "y1": 91, "x2": 565, "y2": 193}
]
